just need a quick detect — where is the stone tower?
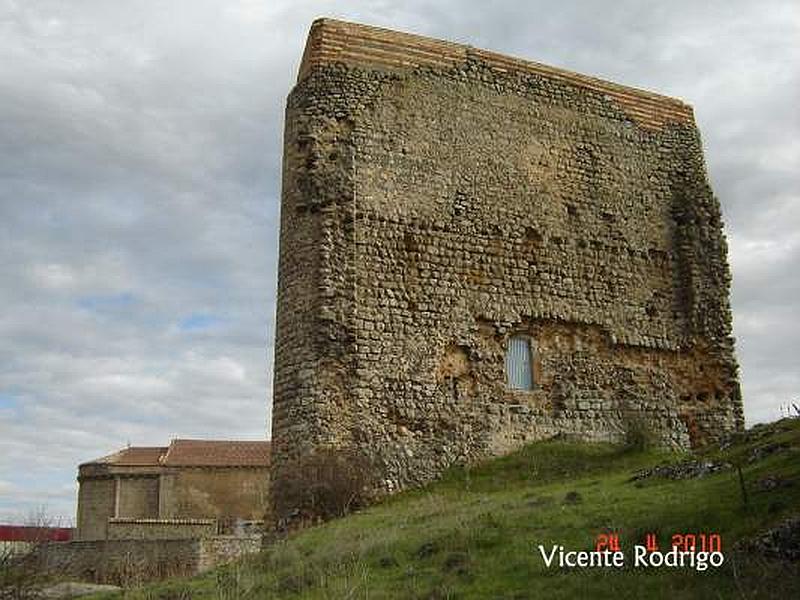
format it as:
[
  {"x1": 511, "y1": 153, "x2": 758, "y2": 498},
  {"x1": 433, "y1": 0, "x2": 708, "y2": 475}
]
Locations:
[{"x1": 271, "y1": 18, "x2": 743, "y2": 516}]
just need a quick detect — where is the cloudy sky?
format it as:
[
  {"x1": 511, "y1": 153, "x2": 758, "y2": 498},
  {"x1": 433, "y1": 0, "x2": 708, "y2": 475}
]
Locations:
[{"x1": 1, "y1": 0, "x2": 797, "y2": 523}]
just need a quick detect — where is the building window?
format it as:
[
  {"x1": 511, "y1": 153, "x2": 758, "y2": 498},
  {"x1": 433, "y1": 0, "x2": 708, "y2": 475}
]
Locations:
[{"x1": 506, "y1": 335, "x2": 534, "y2": 390}]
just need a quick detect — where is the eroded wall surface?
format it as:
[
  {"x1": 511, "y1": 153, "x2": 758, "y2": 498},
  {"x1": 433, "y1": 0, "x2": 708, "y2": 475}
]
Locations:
[
  {"x1": 272, "y1": 19, "x2": 743, "y2": 513},
  {"x1": 162, "y1": 468, "x2": 269, "y2": 520}
]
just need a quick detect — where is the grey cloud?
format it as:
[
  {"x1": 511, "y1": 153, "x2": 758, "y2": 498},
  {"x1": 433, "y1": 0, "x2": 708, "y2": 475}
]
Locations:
[{"x1": 0, "y1": 0, "x2": 797, "y2": 521}]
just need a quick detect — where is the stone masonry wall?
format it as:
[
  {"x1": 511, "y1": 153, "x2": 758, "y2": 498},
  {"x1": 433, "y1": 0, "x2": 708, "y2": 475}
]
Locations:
[
  {"x1": 271, "y1": 19, "x2": 743, "y2": 515},
  {"x1": 76, "y1": 478, "x2": 114, "y2": 541},
  {"x1": 162, "y1": 467, "x2": 269, "y2": 520},
  {"x1": 117, "y1": 476, "x2": 159, "y2": 520},
  {"x1": 40, "y1": 536, "x2": 260, "y2": 585},
  {"x1": 106, "y1": 518, "x2": 216, "y2": 540}
]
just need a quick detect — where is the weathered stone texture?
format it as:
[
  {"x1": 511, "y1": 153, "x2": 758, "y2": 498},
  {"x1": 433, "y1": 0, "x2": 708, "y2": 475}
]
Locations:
[
  {"x1": 271, "y1": 19, "x2": 743, "y2": 515},
  {"x1": 161, "y1": 468, "x2": 268, "y2": 521},
  {"x1": 40, "y1": 536, "x2": 260, "y2": 584}
]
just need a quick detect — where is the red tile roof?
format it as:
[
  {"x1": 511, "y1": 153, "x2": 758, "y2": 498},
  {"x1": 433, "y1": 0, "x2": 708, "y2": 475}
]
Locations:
[
  {"x1": 85, "y1": 446, "x2": 168, "y2": 466},
  {"x1": 162, "y1": 440, "x2": 270, "y2": 467},
  {"x1": 82, "y1": 440, "x2": 270, "y2": 468}
]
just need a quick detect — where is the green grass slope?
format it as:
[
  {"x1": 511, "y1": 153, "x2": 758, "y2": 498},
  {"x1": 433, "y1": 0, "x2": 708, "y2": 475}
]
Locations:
[{"x1": 98, "y1": 419, "x2": 800, "y2": 599}]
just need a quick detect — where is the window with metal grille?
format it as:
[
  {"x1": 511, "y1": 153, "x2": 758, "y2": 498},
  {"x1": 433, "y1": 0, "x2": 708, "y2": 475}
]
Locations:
[{"x1": 506, "y1": 335, "x2": 534, "y2": 390}]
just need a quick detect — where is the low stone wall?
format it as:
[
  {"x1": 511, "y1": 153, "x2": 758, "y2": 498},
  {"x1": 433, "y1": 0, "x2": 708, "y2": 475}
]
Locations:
[
  {"x1": 196, "y1": 536, "x2": 262, "y2": 572},
  {"x1": 107, "y1": 518, "x2": 215, "y2": 540},
  {"x1": 39, "y1": 536, "x2": 260, "y2": 585},
  {"x1": 40, "y1": 539, "x2": 198, "y2": 585}
]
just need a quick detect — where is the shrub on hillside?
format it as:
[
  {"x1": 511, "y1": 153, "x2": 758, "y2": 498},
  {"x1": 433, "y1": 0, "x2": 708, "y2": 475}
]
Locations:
[{"x1": 273, "y1": 447, "x2": 376, "y2": 527}]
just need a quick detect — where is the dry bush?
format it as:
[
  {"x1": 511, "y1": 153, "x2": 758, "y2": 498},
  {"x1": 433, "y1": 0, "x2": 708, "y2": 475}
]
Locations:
[
  {"x1": 0, "y1": 547, "x2": 41, "y2": 600},
  {"x1": 273, "y1": 447, "x2": 376, "y2": 526}
]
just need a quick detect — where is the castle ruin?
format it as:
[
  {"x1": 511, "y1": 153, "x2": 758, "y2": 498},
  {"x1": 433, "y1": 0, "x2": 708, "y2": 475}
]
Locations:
[{"x1": 271, "y1": 19, "x2": 743, "y2": 516}]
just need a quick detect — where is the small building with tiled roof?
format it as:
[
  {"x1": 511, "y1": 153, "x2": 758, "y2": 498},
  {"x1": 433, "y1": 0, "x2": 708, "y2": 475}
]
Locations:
[{"x1": 76, "y1": 439, "x2": 270, "y2": 541}]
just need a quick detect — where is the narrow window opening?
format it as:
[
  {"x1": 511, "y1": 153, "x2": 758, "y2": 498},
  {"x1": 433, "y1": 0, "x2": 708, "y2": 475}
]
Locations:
[{"x1": 506, "y1": 335, "x2": 534, "y2": 391}]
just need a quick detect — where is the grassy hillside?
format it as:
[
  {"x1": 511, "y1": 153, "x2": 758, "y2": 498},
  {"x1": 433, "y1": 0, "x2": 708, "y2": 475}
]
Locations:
[{"x1": 97, "y1": 419, "x2": 800, "y2": 599}]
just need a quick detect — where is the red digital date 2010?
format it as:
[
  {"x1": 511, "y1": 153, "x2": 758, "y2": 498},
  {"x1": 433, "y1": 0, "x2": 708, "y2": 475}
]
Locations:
[{"x1": 670, "y1": 533, "x2": 722, "y2": 553}]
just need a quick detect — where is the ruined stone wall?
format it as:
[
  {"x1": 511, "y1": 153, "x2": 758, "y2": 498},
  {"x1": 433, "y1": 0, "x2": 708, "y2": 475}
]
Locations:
[{"x1": 271, "y1": 19, "x2": 743, "y2": 514}]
